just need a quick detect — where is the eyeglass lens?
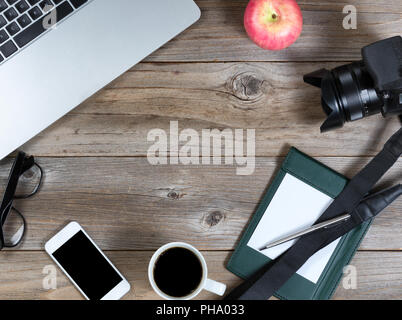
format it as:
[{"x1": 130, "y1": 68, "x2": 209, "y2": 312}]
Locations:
[
  {"x1": 2, "y1": 207, "x2": 25, "y2": 247},
  {"x1": 14, "y1": 164, "x2": 42, "y2": 199}
]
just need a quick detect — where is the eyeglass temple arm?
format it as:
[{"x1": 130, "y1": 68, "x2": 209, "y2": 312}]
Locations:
[
  {"x1": 21, "y1": 156, "x2": 35, "y2": 173},
  {"x1": 0, "y1": 153, "x2": 37, "y2": 225}
]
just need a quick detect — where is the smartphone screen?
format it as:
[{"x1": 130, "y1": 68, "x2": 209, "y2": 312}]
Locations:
[{"x1": 52, "y1": 230, "x2": 123, "y2": 300}]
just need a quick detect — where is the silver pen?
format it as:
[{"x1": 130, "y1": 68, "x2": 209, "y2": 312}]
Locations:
[{"x1": 259, "y1": 213, "x2": 351, "y2": 251}]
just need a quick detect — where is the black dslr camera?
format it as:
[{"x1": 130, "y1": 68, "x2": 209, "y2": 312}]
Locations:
[{"x1": 304, "y1": 36, "x2": 402, "y2": 132}]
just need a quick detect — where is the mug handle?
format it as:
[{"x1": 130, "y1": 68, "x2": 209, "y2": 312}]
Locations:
[{"x1": 204, "y1": 279, "x2": 227, "y2": 296}]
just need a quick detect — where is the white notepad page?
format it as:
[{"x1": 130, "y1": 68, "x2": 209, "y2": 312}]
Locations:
[{"x1": 247, "y1": 173, "x2": 341, "y2": 284}]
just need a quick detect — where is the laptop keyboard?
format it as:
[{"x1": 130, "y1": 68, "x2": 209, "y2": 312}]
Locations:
[{"x1": 0, "y1": 0, "x2": 89, "y2": 64}]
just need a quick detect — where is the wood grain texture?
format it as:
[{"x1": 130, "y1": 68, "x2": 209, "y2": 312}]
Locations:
[
  {"x1": 143, "y1": 0, "x2": 402, "y2": 62},
  {"x1": 20, "y1": 62, "x2": 402, "y2": 157},
  {"x1": 1, "y1": 0, "x2": 401, "y2": 300},
  {"x1": 0, "y1": 251, "x2": 400, "y2": 300},
  {"x1": 1, "y1": 157, "x2": 401, "y2": 251}
]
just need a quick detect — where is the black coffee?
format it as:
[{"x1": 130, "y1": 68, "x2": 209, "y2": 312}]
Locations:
[{"x1": 153, "y1": 247, "x2": 203, "y2": 297}]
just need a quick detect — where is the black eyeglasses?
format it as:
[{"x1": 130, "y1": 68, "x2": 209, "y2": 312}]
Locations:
[{"x1": 0, "y1": 152, "x2": 43, "y2": 250}]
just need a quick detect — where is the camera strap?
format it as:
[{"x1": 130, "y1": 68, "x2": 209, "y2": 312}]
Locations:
[{"x1": 225, "y1": 127, "x2": 402, "y2": 300}]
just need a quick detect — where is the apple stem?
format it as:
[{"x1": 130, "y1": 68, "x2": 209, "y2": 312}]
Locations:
[{"x1": 268, "y1": 10, "x2": 279, "y2": 22}]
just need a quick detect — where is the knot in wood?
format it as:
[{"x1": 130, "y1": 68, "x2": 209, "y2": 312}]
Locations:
[
  {"x1": 230, "y1": 72, "x2": 265, "y2": 102},
  {"x1": 203, "y1": 211, "x2": 224, "y2": 228},
  {"x1": 167, "y1": 190, "x2": 181, "y2": 200}
]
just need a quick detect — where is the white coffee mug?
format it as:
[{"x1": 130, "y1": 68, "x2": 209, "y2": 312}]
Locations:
[{"x1": 148, "y1": 242, "x2": 227, "y2": 300}]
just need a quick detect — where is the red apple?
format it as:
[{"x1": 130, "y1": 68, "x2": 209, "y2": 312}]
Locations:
[{"x1": 244, "y1": 0, "x2": 303, "y2": 51}]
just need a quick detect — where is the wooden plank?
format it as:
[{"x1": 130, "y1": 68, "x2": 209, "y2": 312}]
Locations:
[
  {"x1": 0, "y1": 251, "x2": 400, "y2": 300},
  {"x1": 1, "y1": 157, "x2": 401, "y2": 251},
  {"x1": 20, "y1": 62, "x2": 402, "y2": 157},
  {"x1": 144, "y1": 0, "x2": 402, "y2": 62}
]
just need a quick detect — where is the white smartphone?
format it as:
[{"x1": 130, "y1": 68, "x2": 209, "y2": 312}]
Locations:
[{"x1": 45, "y1": 221, "x2": 131, "y2": 300}]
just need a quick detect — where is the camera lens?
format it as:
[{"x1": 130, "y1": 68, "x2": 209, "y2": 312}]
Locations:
[{"x1": 304, "y1": 62, "x2": 383, "y2": 132}]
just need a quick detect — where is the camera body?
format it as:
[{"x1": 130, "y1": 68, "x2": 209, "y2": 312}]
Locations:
[{"x1": 304, "y1": 36, "x2": 402, "y2": 132}]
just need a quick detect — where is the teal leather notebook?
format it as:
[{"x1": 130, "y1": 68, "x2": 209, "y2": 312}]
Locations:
[{"x1": 227, "y1": 148, "x2": 372, "y2": 300}]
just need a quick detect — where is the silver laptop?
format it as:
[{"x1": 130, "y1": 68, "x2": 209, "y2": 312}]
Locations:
[{"x1": 0, "y1": 0, "x2": 200, "y2": 160}]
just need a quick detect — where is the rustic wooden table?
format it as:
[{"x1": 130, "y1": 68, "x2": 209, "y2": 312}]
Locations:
[{"x1": 0, "y1": 0, "x2": 401, "y2": 300}]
